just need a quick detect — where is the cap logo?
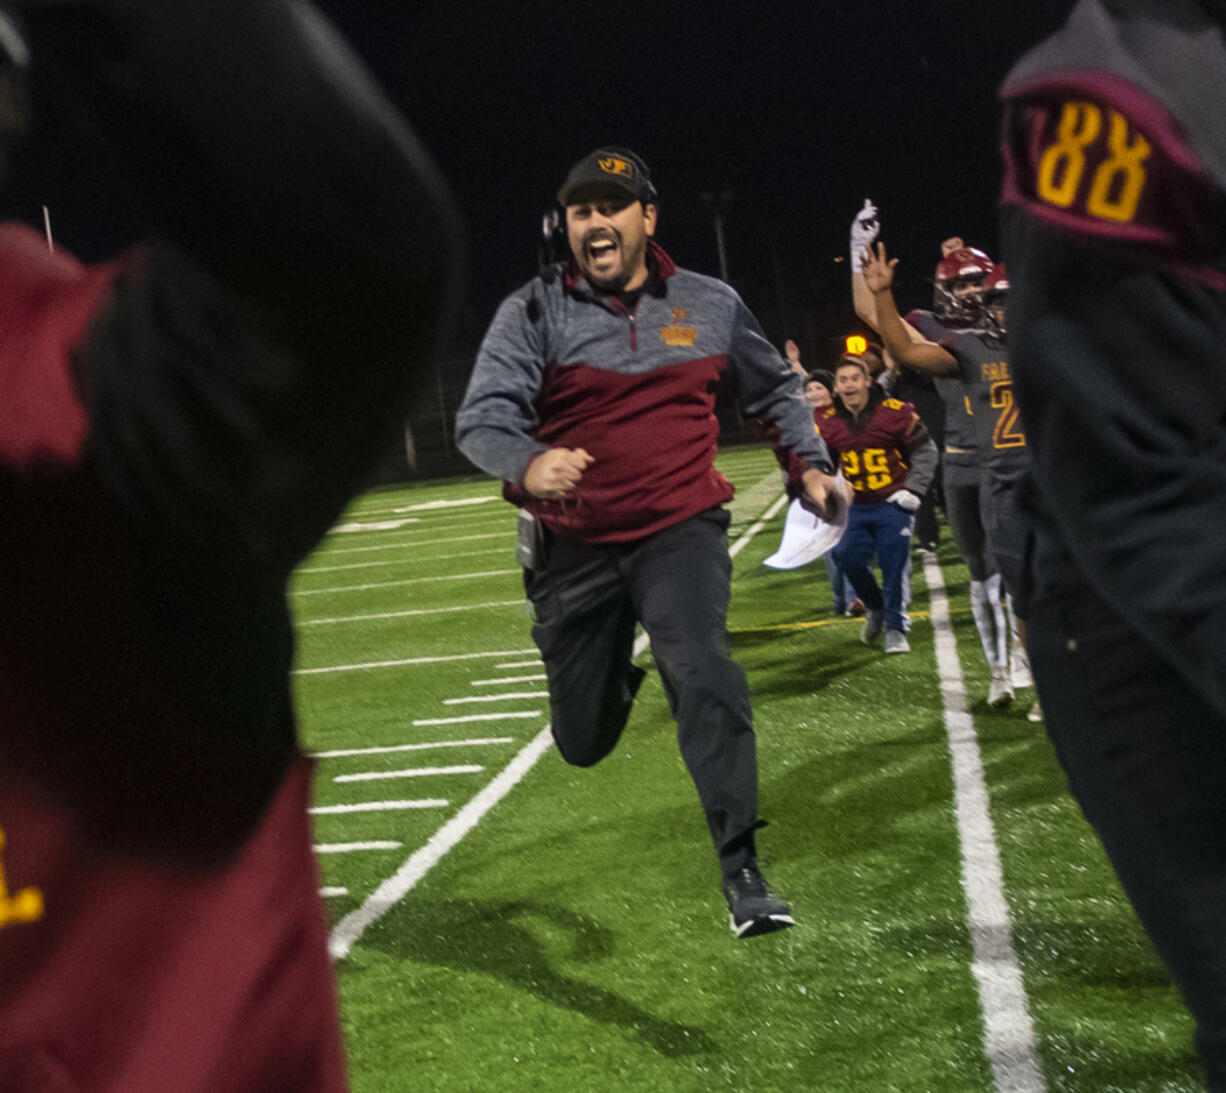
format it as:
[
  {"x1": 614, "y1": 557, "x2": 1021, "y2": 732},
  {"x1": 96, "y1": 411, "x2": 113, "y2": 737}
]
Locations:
[{"x1": 598, "y1": 157, "x2": 633, "y2": 179}]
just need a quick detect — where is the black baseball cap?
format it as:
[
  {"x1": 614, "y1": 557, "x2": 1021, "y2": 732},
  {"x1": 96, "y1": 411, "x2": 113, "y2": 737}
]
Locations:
[
  {"x1": 807, "y1": 369, "x2": 835, "y2": 394},
  {"x1": 557, "y1": 147, "x2": 654, "y2": 206}
]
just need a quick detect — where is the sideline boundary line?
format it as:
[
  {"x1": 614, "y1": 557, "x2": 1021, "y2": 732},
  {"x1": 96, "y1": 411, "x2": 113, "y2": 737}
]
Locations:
[
  {"x1": 328, "y1": 475, "x2": 786, "y2": 961},
  {"x1": 921, "y1": 553, "x2": 1046, "y2": 1093}
]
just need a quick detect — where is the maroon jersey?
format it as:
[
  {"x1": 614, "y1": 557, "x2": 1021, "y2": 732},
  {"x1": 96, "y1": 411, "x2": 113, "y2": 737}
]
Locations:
[
  {"x1": 0, "y1": 226, "x2": 347, "y2": 1091},
  {"x1": 816, "y1": 391, "x2": 928, "y2": 503},
  {"x1": 1000, "y1": 0, "x2": 1226, "y2": 718},
  {"x1": 0, "y1": 761, "x2": 344, "y2": 1093},
  {"x1": 0, "y1": 0, "x2": 463, "y2": 1084}
]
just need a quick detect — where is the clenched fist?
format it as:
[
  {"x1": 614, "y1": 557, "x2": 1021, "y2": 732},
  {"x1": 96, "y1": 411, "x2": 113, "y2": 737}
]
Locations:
[{"x1": 523, "y1": 448, "x2": 594, "y2": 500}]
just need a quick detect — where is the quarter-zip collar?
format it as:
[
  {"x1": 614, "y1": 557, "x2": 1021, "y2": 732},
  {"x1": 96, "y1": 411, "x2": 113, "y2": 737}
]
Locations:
[{"x1": 563, "y1": 240, "x2": 676, "y2": 310}]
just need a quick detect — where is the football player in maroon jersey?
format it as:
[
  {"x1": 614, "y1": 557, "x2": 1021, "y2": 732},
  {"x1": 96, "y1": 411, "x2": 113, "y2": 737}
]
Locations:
[
  {"x1": 1002, "y1": 0, "x2": 1226, "y2": 1084},
  {"x1": 0, "y1": 2, "x2": 460, "y2": 1088},
  {"x1": 820, "y1": 355, "x2": 938, "y2": 653},
  {"x1": 853, "y1": 220, "x2": 1033, "y2": 711}
]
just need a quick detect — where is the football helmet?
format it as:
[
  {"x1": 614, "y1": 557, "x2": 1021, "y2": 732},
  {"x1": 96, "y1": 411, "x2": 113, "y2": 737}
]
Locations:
[{"x1": 933, "y1": 245, "x2": 993, "y2": 325}]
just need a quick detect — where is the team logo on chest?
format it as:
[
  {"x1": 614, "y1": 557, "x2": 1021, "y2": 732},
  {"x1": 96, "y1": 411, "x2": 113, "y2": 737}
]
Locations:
[{"x1": 660, "y1": 306, "x2": 698, "y2": 347}]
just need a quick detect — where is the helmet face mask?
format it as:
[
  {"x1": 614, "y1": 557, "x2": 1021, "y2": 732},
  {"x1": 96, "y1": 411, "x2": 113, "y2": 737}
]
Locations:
[
  {"x1": 981, "y1": 263, "x2": 1009, "y2": 338},
  {"x1": 933, "y1": 246, "x2": 993, "y2": 326}
]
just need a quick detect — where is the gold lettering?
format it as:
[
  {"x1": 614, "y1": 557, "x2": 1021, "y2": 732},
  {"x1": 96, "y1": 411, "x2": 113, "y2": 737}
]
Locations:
[
  {"x1": 0, "y1": 827, "x2": 45, "y2": 929},
  {"x1": 660, "y1": 323, "x2": 698, "y2": 348}
]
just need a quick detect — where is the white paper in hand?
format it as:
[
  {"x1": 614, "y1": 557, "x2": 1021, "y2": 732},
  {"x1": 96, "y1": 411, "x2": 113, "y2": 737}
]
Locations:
[{"x1": 763, "y1": 484, "x2": 850, "y2": 570}]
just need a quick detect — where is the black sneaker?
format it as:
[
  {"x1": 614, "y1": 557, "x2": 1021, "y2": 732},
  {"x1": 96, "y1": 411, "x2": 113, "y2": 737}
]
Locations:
[{"x1": 722, "y1": 866, "x2": 795, "y2": 939}]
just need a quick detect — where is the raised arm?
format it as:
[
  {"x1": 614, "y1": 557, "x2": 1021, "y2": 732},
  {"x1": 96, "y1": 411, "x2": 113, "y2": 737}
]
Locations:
[
  {"x1": 860, "y1": 242, "x2": 958, "y2": 378},
  {"x1": 849, "y1": 199, "x2": 883, "y2": 328}
]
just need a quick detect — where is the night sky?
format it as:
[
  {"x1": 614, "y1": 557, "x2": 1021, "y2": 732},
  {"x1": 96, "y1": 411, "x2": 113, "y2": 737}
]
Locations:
[{"x1": 4, "y1": 1, "x2": 1076, "y2": 365}]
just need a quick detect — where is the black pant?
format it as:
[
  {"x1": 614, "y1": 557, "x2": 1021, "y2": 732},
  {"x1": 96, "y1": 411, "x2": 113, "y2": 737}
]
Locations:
[
  {"x1": 524, "y1": 508, "x2": 761, "y2": 876},
  {"x1": 1029, "y1": 585, "x2": 1226, "y2": 1090}
]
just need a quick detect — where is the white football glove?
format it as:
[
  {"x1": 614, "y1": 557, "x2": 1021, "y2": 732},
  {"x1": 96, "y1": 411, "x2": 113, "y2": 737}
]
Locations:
[
  {"x1": 849, "y1": 199, "x2": 880, "y2": 272},
  {"x1": 888, "y1": 489, "x2": 921, "y2": 513}
]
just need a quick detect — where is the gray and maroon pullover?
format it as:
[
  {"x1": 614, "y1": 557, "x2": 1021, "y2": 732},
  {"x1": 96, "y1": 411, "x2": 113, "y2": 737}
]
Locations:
[{"x1": 457, "y1": 241, "x2": 833, "y2": 543}]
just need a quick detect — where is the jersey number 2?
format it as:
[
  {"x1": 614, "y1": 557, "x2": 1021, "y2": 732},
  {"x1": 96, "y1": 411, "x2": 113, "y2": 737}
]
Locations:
[{"x1": 990, "y1": 382, "x2": 1026, "y2": 450}]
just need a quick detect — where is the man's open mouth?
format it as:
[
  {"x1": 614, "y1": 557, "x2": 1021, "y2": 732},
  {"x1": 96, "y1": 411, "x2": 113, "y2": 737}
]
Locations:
[{"x1": 586, "y1": 236, "x2": 618, "y2": 261}]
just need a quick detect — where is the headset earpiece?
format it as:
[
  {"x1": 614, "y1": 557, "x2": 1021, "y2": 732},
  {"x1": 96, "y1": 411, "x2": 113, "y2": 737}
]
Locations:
[
  {"x1": 537, "y1": 204, "x2": 568, "y2": 282},
  {"x1": 540, "y1": 204, "x2": 568, "y2": 262}
]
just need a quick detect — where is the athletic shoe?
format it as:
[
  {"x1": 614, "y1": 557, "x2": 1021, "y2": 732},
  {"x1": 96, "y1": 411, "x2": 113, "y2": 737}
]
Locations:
[
  {"x1": 1010, "y1": 642, "x2": 1034, "y2": 690},
  {"x1": 723, "y1": 866, "x2": 795, "y2": 939},
  {"x1": 860, "y1": 609, "x2": 884, "y2": 645},
  {"x1": 987, "y1": 666, "x2": 1014, "y2": 708},
  {"x1": 847, "y1": 599, "x2": 867, "y2": 617},
  {"x1": 1027, "y1": 701, "x2": 1044, "y2": 723},
  {"x1": 884, "y1": 629, "x2": 910, "y2": 654}
]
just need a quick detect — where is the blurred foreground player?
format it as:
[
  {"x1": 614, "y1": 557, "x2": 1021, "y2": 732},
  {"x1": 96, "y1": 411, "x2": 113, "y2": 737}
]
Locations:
[
  {"x1": 456, "y1": 147, "x2": 848, "y2": 938},
  {"x1": 1001, "y1": 0, "x2": 1226, "y2": 1085},
  {"x1": 0, "y1": 2, "x2": 460, "y2": 1089}
]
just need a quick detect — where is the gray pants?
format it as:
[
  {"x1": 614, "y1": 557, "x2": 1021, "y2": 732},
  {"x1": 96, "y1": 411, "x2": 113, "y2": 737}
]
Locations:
[{"x1": 524, "y1": 507, "x2": 761, "y2": 876}]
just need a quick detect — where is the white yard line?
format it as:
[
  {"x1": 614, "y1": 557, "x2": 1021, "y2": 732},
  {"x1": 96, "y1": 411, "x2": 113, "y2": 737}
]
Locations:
[
  {"x1": 328, "y1": 726, "x2": 554, "y2": 960},
  {"x1": 293, "y1": 569, "x2": 519, "y2": 597},
  {"x1": 299, "y1": 547, "x2": 508, "y2": 576},
  {"x1": 472, "y1": 674, "x2": 547, "y2": 686},
  {"x1": 314, "y1": 841, "x2": 403, "y2": 854},
  {"x1": 299, "y1": 559, "x2": 418, "y2": 575},
  {"x1": 299, "y1": 599, "x2": 524, "y2": 627},
  {"x1": 315, "y1": 736, "x2": 515, "y2": 759},
  {"x1": 332, "y1": 519, "x2": 421, "y2": 533},
  {"x1": 334, "y1": 765, "x2": 484, "y2": 783},
  {"x1": 728, "y1": 493, "x2": 789, "y2": 557},
  {"x1": 295, "y1": 648, "x2": 536, "y2": 677},
  {"x1": 310, "y1": 799, "x2": 448, "y2": 815},
  {"x1": 921, "y1": 552, "x2": 1046, "y2": 1093},
  {"x1": 412, "y1": 711, "x2": 543, "y2": 726},
  {"x1": 328, "y1": 474, "x2": 786, "y2": 961},
  {"x1": 494, "y1": 659, "x2": 541, "y2": 669},
  {"x1": 314, "y1": 531, "x2": 511, "y2": 557},
  {"x1": 319, "y1": 887, "x2": 349, "y2": 898},
  {"x1": 338, "y1": 499, "x2": 500, "y2": 525},
  {"x1": 442, "y1": 691, "x2": 549, "y2": 705}
]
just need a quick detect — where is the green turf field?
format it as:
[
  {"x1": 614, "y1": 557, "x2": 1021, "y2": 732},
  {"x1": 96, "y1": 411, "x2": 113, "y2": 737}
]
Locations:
[{"x1": 290, "y1": 445, "x2": 1202, "y2": 1093}]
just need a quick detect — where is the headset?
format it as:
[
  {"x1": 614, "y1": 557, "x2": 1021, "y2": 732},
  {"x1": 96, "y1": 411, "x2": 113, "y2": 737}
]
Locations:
[{"x1": 539, "y1": 204, "x2": 567, "y2": 271}]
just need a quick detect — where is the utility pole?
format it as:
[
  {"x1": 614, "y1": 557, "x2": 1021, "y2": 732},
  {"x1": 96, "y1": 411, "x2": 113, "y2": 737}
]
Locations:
[{"x1": 700, "y1": 189, "x2": 734, "y2": 282}]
